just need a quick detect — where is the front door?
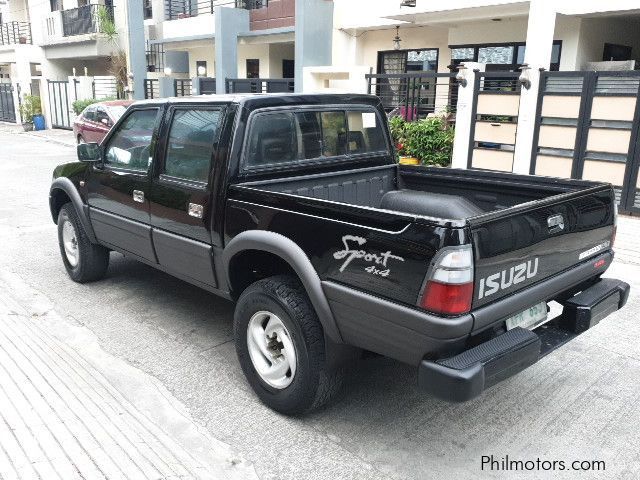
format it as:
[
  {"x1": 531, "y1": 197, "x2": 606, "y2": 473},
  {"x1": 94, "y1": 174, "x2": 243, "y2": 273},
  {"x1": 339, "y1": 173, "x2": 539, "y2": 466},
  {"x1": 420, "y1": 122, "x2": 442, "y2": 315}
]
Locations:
[
  {"x1": 149, "y1": 105, "x2": 224, "y2": 287},
  {"x1": 87, "y1": 106, "x2": 162, "y2": 261}
]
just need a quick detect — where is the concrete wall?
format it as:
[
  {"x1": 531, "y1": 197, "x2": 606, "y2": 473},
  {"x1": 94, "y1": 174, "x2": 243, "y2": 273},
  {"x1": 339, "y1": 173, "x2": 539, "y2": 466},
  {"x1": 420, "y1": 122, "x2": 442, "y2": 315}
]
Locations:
[
  {"x1": 448, "y1": 18, "x2": 528, "y2": 45},
  {"x1": 575, "y1": 17, "x2": 640, "y2": 68},
  {"x1": 188, "y1": 46, "x2": 216, "y2": 78}
]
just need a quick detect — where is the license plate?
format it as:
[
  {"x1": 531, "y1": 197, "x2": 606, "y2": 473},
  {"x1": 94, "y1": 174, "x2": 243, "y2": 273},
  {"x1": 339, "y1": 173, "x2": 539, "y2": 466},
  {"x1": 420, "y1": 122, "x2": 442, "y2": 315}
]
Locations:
[{"x1": 505, "y1": 302, "x2": 548, "y2": 330}]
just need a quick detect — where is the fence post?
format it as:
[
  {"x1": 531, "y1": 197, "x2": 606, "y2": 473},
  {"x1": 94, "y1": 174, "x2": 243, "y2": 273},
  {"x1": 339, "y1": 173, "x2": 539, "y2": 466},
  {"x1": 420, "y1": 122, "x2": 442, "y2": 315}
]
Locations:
[
  {"x1": 158, "y1": 76, "x2": 175, "y2": 98},
  {"x1": 191, "y1": 77, "x2": 201, "y2": 95},
  {"x1": 451, "y1": 63, "x2": 484, "y2": 169}
]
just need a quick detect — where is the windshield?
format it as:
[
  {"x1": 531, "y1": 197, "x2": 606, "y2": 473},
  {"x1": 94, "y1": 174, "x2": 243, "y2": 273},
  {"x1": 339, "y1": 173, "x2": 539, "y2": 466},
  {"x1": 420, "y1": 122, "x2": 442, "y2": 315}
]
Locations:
[{"x1": 107, "y1": 105, "x2": 128, "y2": 121}]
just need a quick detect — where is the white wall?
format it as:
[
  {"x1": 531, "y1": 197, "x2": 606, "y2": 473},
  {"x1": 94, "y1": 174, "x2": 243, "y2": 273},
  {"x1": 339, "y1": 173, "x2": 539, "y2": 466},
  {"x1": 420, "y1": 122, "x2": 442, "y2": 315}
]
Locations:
[
  {"x1": 575, "y1": 17, "x2": 640, "y2": 69},
  {"x1": 188, "y1": 45, "x2": 216, "y2": 77},
  {"x1": 5, "y1": 0, "x2": 29, "y2": 22},
  {"x1": 354, "y1": 25, "x2": 451, "y2": 73},
  {"x1": 448, "y1": 18, "x2": 528, "y2": 45}
]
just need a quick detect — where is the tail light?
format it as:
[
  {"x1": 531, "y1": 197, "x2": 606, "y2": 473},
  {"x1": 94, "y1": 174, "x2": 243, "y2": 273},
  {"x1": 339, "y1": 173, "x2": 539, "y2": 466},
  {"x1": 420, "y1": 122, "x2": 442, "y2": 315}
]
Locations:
[{"x1": 419, "y1": 245, "x2": 474, "y2": 315}]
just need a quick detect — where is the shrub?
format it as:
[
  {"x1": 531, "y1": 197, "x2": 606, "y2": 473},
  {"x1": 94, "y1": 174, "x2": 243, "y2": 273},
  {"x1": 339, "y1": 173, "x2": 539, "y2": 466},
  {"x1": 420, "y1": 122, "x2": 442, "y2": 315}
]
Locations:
[
  {"x1": 19, "y1": 95, "x2": 42, "y2": 123},
  {"x1": 389, "y1": 115, "x2": 454, "y2": 167},
  {"x1": 72, "y1": 97, "x2": 116, "y2": 115}
]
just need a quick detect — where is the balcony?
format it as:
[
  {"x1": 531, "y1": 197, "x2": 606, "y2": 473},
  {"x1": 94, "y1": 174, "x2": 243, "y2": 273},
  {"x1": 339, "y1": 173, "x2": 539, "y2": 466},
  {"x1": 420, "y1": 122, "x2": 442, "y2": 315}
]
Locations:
[
  {"x1": 43, "y1": 4, "x2": 115, "y2": 44},
  {"x1": 0, "y1": 21, "x2": 32, "y2": 47},
  {"x1": 163, "y1": 0, "x2": 267, "y2": 21}
]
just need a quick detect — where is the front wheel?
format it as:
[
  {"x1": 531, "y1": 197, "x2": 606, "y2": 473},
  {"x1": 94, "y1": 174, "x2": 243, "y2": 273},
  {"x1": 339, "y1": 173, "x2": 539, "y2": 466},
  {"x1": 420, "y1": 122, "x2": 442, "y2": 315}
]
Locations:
[
  {"x1": 234, "y1": 275, "x2": 343, "y2": 415},
  {"x1": 57, "y1": 203, "x2": 109, "y2": 283}
]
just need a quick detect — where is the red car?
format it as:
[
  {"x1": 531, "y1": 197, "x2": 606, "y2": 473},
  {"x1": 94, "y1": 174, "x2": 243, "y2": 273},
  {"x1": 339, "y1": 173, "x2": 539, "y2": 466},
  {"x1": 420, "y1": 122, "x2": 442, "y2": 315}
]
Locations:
[{"x1": 73, "y1": 100, "x2": 132, "y2": 144}]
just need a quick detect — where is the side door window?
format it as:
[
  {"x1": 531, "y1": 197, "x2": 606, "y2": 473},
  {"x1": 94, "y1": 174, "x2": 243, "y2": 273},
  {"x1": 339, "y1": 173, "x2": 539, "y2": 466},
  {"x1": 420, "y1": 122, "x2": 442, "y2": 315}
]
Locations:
[
  {"x1": 104, "y1": 108, "x2": 159, "y2": 171},
  {"x1": 95, "y1": 107, "x2": 112, "y2": 127},
  {"x1": 83, "y1": 106, "x2": 96, "y2": 123},
  {"x1": 163, "y1": 108, "x2": 222, "y2": 183}
]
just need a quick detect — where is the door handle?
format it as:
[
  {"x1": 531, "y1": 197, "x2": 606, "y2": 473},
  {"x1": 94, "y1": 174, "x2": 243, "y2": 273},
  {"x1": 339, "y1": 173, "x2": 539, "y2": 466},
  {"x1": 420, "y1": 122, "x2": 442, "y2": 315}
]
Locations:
[
  {"x1": 188, "y1": 203, "x2": 203, "y2": 218},
  {"x1": 133, "y1": 190, "x2": 145, "y2": 203}
]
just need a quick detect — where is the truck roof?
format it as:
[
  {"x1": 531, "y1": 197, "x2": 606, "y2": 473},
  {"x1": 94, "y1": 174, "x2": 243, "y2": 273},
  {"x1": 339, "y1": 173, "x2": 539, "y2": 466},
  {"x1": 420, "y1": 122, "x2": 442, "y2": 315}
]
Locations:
[{"x1": 133, "y1": 93, "x2": 383, "y2": 111}]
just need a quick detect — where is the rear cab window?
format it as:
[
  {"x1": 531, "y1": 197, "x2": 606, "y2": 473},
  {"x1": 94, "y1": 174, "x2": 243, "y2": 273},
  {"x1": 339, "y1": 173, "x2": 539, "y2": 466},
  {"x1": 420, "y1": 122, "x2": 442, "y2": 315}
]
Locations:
[{"x1": 243, "y1": 106, "x2": 389, "y2": 172}]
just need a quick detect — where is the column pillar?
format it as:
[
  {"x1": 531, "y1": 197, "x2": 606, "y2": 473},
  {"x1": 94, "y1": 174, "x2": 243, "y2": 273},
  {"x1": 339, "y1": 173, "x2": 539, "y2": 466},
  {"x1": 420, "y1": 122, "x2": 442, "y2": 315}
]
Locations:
[
  {"x1": 125, "y1": 0, "x2": 147, "y2": 100},
  {"x1": 158, "y1": 77, "x2": 175, "y2": 98},
  {"x1": 295, "y1": 0, "x2": 334, "y2": 93},
  {"x1": 513, "y1": 0, "x2": 557, "y2": 174},
  {"x1": 214, "y1": 7, "x2": 249, "y2": 95},
  {"x1": 451, "y1": 63, "x2": 485, "y2": 169}
]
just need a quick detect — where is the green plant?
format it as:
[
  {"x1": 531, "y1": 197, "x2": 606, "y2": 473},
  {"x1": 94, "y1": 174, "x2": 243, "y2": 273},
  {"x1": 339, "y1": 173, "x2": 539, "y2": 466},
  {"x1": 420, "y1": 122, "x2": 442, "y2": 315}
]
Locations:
[
  {"x1": 96, "y1": 6, "x2": 127, "y2": 99},
  {"x1": 97, "y1": 6, "x2": 117, "y2": 39},
  {"x1": 19, "y1": 95, "x2": 42, "y2": 123},
  {"x1": 389, "y1": 116, "x2": 455, "y2": 166},
  {"x1": 72, "y1": 97, "x2": 116, "y2": 115}
]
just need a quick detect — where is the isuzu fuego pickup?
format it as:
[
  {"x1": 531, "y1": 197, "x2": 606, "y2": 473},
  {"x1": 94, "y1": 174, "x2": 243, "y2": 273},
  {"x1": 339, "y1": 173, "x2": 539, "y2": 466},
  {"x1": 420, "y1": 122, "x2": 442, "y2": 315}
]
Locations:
[{"x1": 49, "y1": 94, "x2": 629, "y2": 414}]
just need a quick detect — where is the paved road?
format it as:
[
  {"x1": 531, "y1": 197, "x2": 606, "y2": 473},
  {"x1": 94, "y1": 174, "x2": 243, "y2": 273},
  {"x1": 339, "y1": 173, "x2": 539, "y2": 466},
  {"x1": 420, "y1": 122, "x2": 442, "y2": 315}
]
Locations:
[{"x1": 1, "y1": 130, "x2": 639, "y2": 479}]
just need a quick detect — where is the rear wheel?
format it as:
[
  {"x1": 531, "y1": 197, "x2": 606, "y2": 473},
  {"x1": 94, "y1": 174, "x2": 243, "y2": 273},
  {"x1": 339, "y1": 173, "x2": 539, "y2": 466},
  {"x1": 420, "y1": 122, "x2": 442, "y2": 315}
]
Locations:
[
  {"x1": 77, "y1": 135, "x2": 85, "y2": 144},
  {"x1": 234, "y1": 275, "x2": 343, "y2": 414},
  {"x1": 57, "y1": 203, "x2": 109, "y2": 282}
]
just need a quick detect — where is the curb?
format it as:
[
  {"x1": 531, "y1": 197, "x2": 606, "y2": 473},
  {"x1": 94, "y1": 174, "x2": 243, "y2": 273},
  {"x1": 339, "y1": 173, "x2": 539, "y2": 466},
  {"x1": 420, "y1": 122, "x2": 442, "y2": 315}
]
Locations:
[{"x1": 21, "y1": 131, "x2": 76, "y2": 148}]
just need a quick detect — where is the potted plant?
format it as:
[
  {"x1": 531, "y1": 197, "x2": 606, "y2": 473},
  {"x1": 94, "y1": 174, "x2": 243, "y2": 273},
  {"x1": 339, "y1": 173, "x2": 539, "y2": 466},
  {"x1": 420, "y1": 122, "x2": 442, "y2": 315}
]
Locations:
[
  {"x1": 389, "y1": 116, "x2": 419, "y2": 165},
  {"x1": 19, "y1": 35, "x2": 28, "y2": 44},
  {"x1": 19, "y1": 95, "x2": 43, "y2": 132}
]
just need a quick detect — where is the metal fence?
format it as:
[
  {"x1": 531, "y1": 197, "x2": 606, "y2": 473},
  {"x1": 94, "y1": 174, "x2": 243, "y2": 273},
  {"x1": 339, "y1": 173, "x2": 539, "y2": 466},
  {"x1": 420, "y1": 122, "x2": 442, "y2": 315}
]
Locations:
[
  {"x1": 198, "y1": 77, "x2": 217, "y2": 95},
  {"x1": 225, "y1": 78, "x2": 294, "y2": 93},
  {"x1": 144, "y1": 79, "x2": 159, "y2": 99},
  {"x1": 366, "y1": 72, "x2": 458, "y2": 121},
  {"x1": 0, "y1": 21, "x2": 32, "y2": 46},
  {"x1": 62, "y1": 4, "x2": 115, "y2": 37},
  {"x1": 146, "y1": 43, "x2": 165, "y2": 73},
  {"x1": 175, "y1": 79, "x2": 192, "y2": 96},
  {"x1": 93, "y1": 76, "x2": 121, "y2": 99}
]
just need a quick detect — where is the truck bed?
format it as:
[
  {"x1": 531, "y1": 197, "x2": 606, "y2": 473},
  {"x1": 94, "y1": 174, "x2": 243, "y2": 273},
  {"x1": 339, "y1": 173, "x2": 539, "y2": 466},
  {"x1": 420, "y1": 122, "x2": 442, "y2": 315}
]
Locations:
[
  {"x1": 239, "y1": 164, "x2": 602, "y2": 221},
  {"x1": 233, "y1": 164, "x2": 615, "y2": 312}
]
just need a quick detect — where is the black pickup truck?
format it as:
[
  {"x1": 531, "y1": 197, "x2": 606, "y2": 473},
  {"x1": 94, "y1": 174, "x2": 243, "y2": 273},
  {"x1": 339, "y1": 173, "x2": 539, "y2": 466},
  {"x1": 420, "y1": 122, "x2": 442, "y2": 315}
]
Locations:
[{"x1": 50, "y1": 93, "x2": 629, "y2": 414}]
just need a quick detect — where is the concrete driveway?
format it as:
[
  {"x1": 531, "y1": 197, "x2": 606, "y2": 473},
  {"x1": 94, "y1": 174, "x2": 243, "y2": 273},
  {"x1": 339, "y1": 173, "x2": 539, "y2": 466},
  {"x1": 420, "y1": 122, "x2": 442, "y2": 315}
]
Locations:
[{"x1": 1, "y1": 130, "x2": 638, "y2": 479}]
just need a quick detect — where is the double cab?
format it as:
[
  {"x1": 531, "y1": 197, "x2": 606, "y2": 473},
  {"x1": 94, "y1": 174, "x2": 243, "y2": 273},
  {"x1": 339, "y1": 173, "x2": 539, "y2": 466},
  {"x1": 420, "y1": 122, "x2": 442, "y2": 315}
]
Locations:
[{"x1": 50, "y1": 94, "x2": 629, "y2": 414}]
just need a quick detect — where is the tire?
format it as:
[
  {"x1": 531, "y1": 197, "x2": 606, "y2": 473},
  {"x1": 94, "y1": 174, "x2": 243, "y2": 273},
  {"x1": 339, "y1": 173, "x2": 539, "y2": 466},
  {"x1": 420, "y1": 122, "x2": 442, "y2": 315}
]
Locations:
[
  {"x1": 57, "y1": 203, "x2": 109, "y2": 283},
  {"x1": 234, "y1": 275, "x2": 343, "y2": 415},
  {"x1": 77, "y1": 135, "x2": 85, "y2": 144}
]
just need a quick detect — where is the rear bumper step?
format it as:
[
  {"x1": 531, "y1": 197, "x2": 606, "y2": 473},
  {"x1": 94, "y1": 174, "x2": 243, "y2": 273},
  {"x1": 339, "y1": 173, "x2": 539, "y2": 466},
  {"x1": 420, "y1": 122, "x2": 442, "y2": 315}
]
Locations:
[{"x1": 418, "y1": 278, "x2": 630, "y2": 402}]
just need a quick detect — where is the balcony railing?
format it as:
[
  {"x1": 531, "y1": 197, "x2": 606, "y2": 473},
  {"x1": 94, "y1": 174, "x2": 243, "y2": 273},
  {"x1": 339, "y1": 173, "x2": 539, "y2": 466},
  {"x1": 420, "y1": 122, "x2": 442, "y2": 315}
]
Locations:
[
  {"x1": 0, "y1": 21, "x2": 32, "y2": 46},
  {"x1": 235, "y1": 0, "x2": 268, "y2": 9},
  {"x1": 164, "y1": 0, "x2": 266, "y2": 20},
  {"x1": 61, "y1": 4, "x2": 115, "y2": 37}
]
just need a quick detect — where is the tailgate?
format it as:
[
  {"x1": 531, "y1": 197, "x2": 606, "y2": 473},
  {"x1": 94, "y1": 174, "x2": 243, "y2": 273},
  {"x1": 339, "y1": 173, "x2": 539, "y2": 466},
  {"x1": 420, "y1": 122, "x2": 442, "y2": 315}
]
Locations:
[{"x1": 470, "y1": 186, "x2": 616, "y2": 308}]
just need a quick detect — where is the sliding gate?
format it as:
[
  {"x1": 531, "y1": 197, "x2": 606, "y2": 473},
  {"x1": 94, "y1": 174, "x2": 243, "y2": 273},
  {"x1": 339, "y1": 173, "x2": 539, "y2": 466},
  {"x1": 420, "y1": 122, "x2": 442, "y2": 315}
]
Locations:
[
  {"x1": 47, "y1": 80, "x2": 72, "y2": 129},
  {"x1": 530, "y1": 71, "x2": 640, "y2": 213},
  {"x1": 0, "y1": 83, "x2": 16, "y2": 123}
]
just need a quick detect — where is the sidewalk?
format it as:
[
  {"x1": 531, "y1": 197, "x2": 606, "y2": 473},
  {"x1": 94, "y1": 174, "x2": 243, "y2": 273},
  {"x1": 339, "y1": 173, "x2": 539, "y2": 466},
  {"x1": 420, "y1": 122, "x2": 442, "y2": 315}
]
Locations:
[
  {"x1": 0, "y1": 271, "x2": 257, "y2": 480},
  {"x1": 0, "y1": 123, "x2": 75, "y2": 148}
]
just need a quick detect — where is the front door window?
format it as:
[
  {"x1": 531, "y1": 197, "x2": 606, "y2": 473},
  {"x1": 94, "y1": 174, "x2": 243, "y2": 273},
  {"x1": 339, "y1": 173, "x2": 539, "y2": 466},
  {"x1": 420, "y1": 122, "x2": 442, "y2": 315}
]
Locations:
[{"x1": 104, "y1": 109, "x2": 159, "y2": 171}]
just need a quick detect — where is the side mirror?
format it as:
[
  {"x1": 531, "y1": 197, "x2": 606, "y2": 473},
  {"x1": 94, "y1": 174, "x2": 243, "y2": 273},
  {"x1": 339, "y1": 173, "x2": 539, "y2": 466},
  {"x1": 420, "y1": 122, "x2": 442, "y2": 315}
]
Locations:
[{"x1": 77, "y1": 142, "x2": 101, "y2": 162}]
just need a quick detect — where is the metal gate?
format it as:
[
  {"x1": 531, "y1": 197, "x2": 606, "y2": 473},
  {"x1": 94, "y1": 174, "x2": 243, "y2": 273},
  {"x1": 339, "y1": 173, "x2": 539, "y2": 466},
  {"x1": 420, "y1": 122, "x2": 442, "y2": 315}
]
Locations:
[
  {"x1": 0, "y1": 83, "x2": 16, "y2": 123},
  {"x1": 530, "y1": 71, "x2": 640, "y2": 213},
  {"x1": 47, "y1": 80, "x2": 72, "y2": 129},
  {"x1": 366, "y1": 71, "x2": 458, "y2": 121}
]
